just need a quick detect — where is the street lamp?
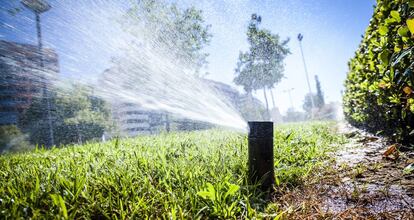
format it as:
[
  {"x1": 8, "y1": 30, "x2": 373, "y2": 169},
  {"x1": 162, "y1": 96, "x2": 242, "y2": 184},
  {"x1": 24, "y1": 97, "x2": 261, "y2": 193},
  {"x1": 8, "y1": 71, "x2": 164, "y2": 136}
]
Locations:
[
  {"x1": 21, "y1": 0, "x2": 51, "y2": 13},
  {"x1": 21, "y1": 0, "x2": 51, "y2": 50},
  {"x1": 21, "y1": 0, "x2": 55, "y2": 146},
  {"x1": 297, "y1": 34, "x2": 315, "y2": 118}
]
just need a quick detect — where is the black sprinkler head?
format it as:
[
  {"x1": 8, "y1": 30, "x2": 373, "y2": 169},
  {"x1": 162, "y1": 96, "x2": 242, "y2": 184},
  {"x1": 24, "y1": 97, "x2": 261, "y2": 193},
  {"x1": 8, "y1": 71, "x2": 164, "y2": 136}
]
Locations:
[{"x1": 248, "y1": 121, "x2": 274, "y2": 192}]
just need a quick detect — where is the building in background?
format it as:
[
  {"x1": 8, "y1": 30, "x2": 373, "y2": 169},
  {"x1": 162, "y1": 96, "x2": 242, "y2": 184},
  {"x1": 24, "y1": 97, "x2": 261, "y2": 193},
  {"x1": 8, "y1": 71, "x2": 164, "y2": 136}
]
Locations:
[
  {"x1": 0, "y1": 40, "x2": 59, "y2": 125},
  {"x1": 111, "y1": 102, "x2": 164, "y2": 136}
]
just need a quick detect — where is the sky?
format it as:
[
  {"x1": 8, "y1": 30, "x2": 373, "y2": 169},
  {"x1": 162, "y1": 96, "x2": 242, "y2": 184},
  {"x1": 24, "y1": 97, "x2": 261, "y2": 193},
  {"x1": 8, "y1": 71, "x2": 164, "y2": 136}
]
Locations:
[{"x1": 0, "y1": 0, "x2": 376, "y2": 114}]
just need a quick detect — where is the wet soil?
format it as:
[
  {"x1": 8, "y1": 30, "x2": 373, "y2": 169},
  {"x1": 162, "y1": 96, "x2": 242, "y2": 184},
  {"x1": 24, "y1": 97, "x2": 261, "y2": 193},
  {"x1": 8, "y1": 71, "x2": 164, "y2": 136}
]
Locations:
[{"x1": 275, "y1": 123, "x2": 414, "y2": 220}]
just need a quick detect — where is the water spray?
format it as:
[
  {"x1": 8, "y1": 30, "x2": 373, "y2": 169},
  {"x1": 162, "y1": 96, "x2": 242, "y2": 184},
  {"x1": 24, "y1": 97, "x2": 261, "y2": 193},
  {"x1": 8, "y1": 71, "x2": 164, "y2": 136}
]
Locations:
[{"x1": 248, "y1": 121, "x2": 274, "y2": 191}]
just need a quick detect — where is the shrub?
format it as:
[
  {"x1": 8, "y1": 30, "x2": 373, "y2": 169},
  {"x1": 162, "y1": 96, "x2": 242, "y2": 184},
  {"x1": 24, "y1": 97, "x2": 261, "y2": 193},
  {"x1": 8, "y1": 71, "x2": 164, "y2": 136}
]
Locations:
[
  {"x1": 343, "y1": 0, "x2": 414, "y2": 144},
  {"x1": 0, "y1": 125, "x2": 31, "y2": 153},
  {"x1": 19, "y1": 84, "x2": 112, "y2": 147}
]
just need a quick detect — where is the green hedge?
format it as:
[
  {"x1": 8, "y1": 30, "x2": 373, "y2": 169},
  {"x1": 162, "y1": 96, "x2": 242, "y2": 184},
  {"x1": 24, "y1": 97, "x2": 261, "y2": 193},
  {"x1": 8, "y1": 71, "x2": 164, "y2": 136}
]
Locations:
[{"x1": 343, "y1": 0, "x2": 414, "y2": 144}]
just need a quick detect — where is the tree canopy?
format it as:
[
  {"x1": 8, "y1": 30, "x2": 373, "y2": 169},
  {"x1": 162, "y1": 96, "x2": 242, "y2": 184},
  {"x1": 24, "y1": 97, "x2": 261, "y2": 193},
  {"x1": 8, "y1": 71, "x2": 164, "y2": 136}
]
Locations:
[
  {"x1": 234, "y1": 14, "x2": 290, "y2": 93},
  {"x1": 123, "y1": 0, "x2": 212, "y2": 76},
  {"x1": 303, "y1": 75, "x2": 325, "y2": 114},
  {"x1": 303, "y1": 93, "x2": 324, "y2": 114},
  {"x1": 315, "y1": 75, "x2": 325, "y2": 107}
]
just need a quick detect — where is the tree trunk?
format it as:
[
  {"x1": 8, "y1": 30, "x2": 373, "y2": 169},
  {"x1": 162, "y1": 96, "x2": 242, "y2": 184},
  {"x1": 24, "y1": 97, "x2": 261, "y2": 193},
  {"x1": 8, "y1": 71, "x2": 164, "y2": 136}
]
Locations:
[
  {"x1": 263, "y1": 87, "x2": 270, "y2": 120},
  {"x1": 248, "y1": 91, "x2": 260, "y2": 120},
  {"x1": 270, "y1": 88, "x2": 276, "y2": 109}
]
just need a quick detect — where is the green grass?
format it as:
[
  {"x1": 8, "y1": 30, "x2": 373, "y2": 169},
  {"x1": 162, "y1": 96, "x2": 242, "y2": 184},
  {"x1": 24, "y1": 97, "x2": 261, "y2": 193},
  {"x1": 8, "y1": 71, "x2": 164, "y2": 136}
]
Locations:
[{"x1": 0, "y1": 121, "x2": 345, "y2": 219}]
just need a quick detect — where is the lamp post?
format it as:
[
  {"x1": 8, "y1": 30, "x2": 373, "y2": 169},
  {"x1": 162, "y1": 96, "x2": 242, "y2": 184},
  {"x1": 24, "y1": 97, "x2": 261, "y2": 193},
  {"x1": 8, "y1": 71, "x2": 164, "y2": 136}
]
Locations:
[
  {"x1": 21, "y1": 0, "x2": 54, "y2": 146},
  {"x1": 297, "y1": 34, "x2": 314, "y2": 118}
]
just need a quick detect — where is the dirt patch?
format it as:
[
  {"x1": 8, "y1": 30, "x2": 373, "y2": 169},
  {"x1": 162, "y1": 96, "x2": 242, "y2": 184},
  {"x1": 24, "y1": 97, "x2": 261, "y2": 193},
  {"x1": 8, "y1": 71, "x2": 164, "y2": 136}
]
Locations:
[{"x1": 275, "y1": 123, "x2": 414, "y2": 219}]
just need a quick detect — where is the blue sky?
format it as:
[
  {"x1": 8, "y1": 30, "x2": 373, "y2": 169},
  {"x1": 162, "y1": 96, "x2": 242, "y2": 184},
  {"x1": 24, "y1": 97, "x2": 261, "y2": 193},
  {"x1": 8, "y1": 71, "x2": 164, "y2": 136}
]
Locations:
[{"x1": 0, "y1": 0, "x2": 375, "y2": 114}]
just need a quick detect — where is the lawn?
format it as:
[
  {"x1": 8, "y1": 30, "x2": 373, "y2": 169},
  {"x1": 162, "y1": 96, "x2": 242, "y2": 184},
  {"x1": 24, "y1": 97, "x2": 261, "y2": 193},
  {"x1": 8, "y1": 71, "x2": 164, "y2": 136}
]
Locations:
[{"x1": 0, "y1": 121, "x2": 345, "y2": 219}]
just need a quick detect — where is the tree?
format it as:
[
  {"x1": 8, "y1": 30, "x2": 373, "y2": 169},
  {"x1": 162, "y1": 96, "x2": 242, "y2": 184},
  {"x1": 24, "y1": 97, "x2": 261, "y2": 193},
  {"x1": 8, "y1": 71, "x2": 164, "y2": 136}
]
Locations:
[
  {"x1": 20, "y1": 84, "x2": 112, "y2": 146},
  {"x1": 104, "y1": 0, "x2": 213, "y2": 131},
  {"x1": 303, "y1": 93, "x2": 324, "y2": 116},
  {"x1": 123, "y1": 0, "x2": 212, "y2": 76},
  {"x1": 303, "y1": 75, "x2": 326, "y2": 117},
  {"x1": 315, "y1": 75, "x2": 325, "y2": 108},
  {"x1": 234, "y1": 14, "x2": 290, "y2": 117},
  {"x1": 303, "y1": 93, "x2": 316, "y2": 114}
]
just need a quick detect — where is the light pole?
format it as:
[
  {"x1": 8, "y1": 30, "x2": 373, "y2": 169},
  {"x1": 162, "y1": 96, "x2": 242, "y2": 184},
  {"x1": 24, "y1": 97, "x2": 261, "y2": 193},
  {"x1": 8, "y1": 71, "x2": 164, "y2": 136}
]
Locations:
[
  {"x1": 297, "y1": 34, "x2": 314, "y2": 118},
  {"x1": 21, "y1": 0, "x2": 54, "y2": 146},
  {"x1": 283, "y1": 88, "x2": 295, "y2": 110}
]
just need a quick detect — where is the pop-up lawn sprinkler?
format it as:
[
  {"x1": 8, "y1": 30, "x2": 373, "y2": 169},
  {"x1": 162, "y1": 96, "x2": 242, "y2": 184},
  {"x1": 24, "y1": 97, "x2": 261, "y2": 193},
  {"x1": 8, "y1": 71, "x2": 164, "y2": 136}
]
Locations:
[{"x1": 248, "y1": 121, "x2": 274, "y2": 191}]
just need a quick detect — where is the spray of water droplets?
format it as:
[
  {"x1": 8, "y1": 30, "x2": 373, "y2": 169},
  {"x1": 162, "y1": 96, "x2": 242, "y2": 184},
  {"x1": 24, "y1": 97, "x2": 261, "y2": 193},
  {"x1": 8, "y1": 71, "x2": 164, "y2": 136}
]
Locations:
[{"x1": 2, "y1": 0, "x2": 248, "y2": 131}]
